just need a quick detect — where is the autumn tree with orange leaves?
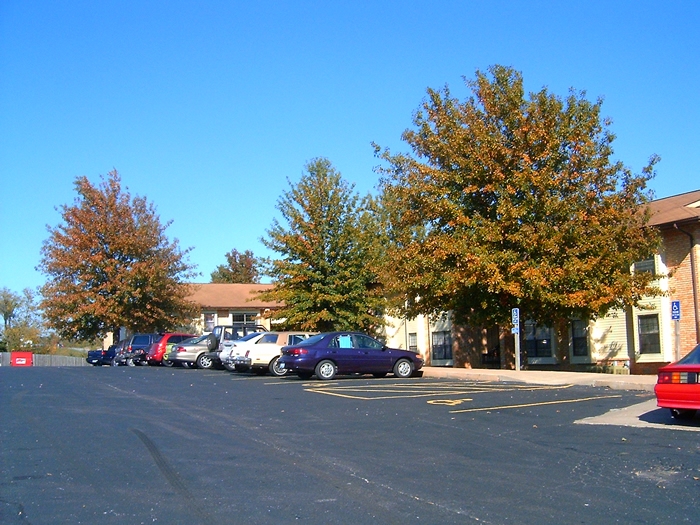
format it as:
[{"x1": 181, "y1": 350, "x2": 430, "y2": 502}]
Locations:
[
  {"x1": 376, "y1": 65, "x2": 661, "y2": 329},
  {"x1": 38, "y1": 170, "x2": 199, "y2": 340}
]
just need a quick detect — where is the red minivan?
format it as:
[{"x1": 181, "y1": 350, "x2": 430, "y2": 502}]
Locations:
[{"x1": 147, "y1": 333, "x2": 197, "y2": 366}]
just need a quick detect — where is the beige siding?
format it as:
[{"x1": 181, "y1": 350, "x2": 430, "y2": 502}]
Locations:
[{"x1": 590, "y1": 309, "x2": 629, "y2": 364}]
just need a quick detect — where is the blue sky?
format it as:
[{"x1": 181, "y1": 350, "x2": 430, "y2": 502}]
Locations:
[{"x1": 1, "y1": 1, "x2": 698, "y2": 293}]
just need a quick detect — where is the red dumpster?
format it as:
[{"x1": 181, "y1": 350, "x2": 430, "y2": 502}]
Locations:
[{"x1": 11, "y1": 352, "x2": 33, "y2": 366}]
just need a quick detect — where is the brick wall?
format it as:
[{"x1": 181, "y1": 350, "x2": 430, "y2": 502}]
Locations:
[{"x1": 661, "y1": 223, "x2": 700, "y2": 357}]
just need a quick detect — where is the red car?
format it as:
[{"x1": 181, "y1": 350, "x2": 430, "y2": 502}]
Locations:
[
  {"x1": 655, "y1": 343, "x2": 700, "y2": 420},
  {"x1": 147, "y1": 333, "x2": 197, "y2": 366}
]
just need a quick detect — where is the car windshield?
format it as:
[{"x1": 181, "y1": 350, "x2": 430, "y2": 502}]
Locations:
[{"x1": 676, "y1": 344, "x2": 700, "y2": 365}]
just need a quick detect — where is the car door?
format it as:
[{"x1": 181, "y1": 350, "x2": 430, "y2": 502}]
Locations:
[
  {"x1": 325, "y1": 333, "x2": 358, "y2": 373},
  {"x1": 353, "y1": 334, "x2": 392, "y2": 373}
]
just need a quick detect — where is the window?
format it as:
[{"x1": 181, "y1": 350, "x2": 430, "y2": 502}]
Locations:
[
  {"x1": 232, "y1": 313, "x2": 258, "y2": 325},
  {"x1": 288, "y1": 334, "x2": 309, "y2": 345},
  {"x1": 329, "y1": 334, "x2": 354, "y2": 348},
  {"x1": 525, "y1": 321, "x2": 552, "y2": 358},
  {"x1": 431, "y1": 331, "x2": 452, "y2": 360},
  {"x1": 354, "y1": 334, "x2": 383, "y2": 349},
  {"x1": 571, "y1": 320, "x2": 588, "y2": 357},
  {"x1": 258, "y1": 333, "x2": 279, "y2": 344},
  {"x1": 638, "y1": 314, "x2": 661, "y2": 354},
  {"x1": 633, "y1": 258, "x2": 656, "y2": 277},
  {"x1": 408, "y1": 333, "x2": 418, "y2": 352}
]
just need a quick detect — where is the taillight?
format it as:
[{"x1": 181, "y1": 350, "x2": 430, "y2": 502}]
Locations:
[
  {"x1": 658, "y1": 372, "x2": 698, "y2": 384},
  {"x1": 245, "y1": 350, "x2": 250, "y2": 357},
  {"x1": 287, "y1": 348, "x2": 308, "y2": 356},
  {"x1": 175, "y1": 346, "x2": 185, "y2": 353}
]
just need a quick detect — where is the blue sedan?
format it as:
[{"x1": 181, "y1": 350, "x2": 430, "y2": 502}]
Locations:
[{"x1": 278, "y1": 332, "x2": 424, "y2": 380}]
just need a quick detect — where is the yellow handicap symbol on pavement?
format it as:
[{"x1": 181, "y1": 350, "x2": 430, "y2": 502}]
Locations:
[{"x1": 427, "y1": 398, "x2": 473, "y2": 406}]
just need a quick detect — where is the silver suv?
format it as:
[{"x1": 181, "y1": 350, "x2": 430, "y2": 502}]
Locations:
[{"x1": 166, "y1": 325, "x2": 267, "y2": 369}]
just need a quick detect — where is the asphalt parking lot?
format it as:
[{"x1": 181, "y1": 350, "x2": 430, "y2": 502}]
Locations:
[{"x1": 1, "y1": 367, "x2": 699, "y2": 524}]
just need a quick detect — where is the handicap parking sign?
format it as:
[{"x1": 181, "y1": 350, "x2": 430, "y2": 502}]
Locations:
[{"x1": 672, "y1": 300, "x2": 681, "y2": 320}]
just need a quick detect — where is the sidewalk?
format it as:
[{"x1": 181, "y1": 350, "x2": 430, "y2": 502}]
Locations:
[{"x1": 421, "y1": 366, "x2": 657, "y2": 392}]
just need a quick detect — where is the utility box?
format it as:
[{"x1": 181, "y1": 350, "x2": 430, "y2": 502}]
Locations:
[{"x1": 11, "y1": 352, "x2": 33, "y2": 367}]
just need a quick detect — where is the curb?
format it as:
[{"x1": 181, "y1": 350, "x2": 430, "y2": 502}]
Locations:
[{"x1": 420, "y1": 367, "x2": 657, "y2": 393}]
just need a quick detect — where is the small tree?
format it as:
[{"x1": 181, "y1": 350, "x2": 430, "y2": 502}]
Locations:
[
  {"x1": 0, "y1": 288, "x2": 44, "y2": 351},
  {"x1": 377, "y1": 65, "x2": 661, "y2": 329},
  {"x1": 38, "y1": 170, "x2": 199, "y2": 340},
  {"x1": 0, "y1": 287, "x2": 21, "y2": 331},
  {"x1": 211, "y1": 249, "x2": 261, "y2": 283},
  {"x1": 258, "y1": 158, "x2": 386, "y2": 332}
]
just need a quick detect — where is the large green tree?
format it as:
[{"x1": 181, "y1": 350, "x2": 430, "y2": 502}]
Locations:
[
  {"x1": 258, "y1": 158, "x2": 386, "y2": 332},
  {"x1": 211, "y1": 249, "x2": 261, "y2": 283},
  {"x1": 376, "y1": 65, "x2": 661, "y2": 328},
  {"x1": 38, "y1": 170, "x2": 199, "y2": 340}
]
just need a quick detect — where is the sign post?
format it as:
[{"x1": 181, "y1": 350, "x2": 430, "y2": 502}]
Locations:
[
  {"x1": 512, "y1": 308, "x2": 520, "y2": 371},
  {"x1": 672, "y1": 300, "x2": 681, "y2": 361}
]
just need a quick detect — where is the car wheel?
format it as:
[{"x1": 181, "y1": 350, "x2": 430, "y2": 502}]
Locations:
[
  {"x1": 297, "y1": 371, "x2": 313, "y2": 380},
  {"x1": 223, "y1": 363, "x2": 236, "y2": 371},
  {"x1": 162, "y1": 359, "x2": 174, "y2": 367},
  {"x1": 110, "y1": 359, "x2": 118, "y2": 367},
  {"x1": 269, "y1": 357, "x2": 288, "y2": 377},
  {"x1": 126, "y1": 358, "x2": 136, "y2": 367},
  {"x1": 315, "y1": 360, "x2": 337, "y2": 380},
  {"x1": 206, "y1": 333, "x2": 218, "y2": 351},
  {"x1": 372, "y1": 372, "x2": 387, "y2": 378},
  {"x1": 196, "y1": 354, "x2": 214, "y2": 369},
  {"x1": 393, "y1": 359, "x2": 414, "y2": 378},
  {"x1": 670, "y1": 408, "x2": 696, "y2": 420}
]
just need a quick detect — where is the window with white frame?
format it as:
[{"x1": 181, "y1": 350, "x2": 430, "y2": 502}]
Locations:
[
  {"x1": 633, "y1": 257, "x2": 656, "y2": 277},
  {"x1": 571, "y1": 320, "x2": 589, "y2": 357},
  {"x1": 408, "y1": 333, "x2": 418, "y2": 352},
  {"x1": 204, "y1": 313, "x2": 216, "y2": 332},
  {"x1": 638, "y1": 314, "x2": 661, "y2": 354},
  {"x1": 524, "y1": 321, "x2": 552, "y2": 358},
  {"x1": 232, "y1": 312, "x2": 259, "y2": 325},
  {"x1": 431, "y1": 331, "x2": 452, "y2": 360}
]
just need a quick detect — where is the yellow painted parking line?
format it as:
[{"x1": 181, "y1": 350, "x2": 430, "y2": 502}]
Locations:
[
  {"x1": 299, "y1": 381, "x2": 576, "y2": 401},
  {"x1": 309, "y1": 388, "x2": 474, "y2": 401},
  {"x1": 448, "y1": 394, "x2": 622, "y2": 413}
]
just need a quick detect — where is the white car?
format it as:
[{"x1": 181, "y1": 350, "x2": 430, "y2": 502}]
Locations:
[
  {"x1": 225, "y1": 332, "x2": 316, "y2": 376},
  {"x1": 219, "y1": 332, "x2": 267, "y2": 370}
]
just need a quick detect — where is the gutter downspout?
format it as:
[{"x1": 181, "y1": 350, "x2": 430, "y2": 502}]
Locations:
[{"x1": 674, "y1": 223, "x2": 700, "y2": 344}]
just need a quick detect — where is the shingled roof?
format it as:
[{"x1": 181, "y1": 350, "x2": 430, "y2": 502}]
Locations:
[
  {"x1": 647, "y1": 189, "x2": 700, "y2": 228},
  {"x1": 185, "y1": 283, "x2": 282, "y2": 309}
]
